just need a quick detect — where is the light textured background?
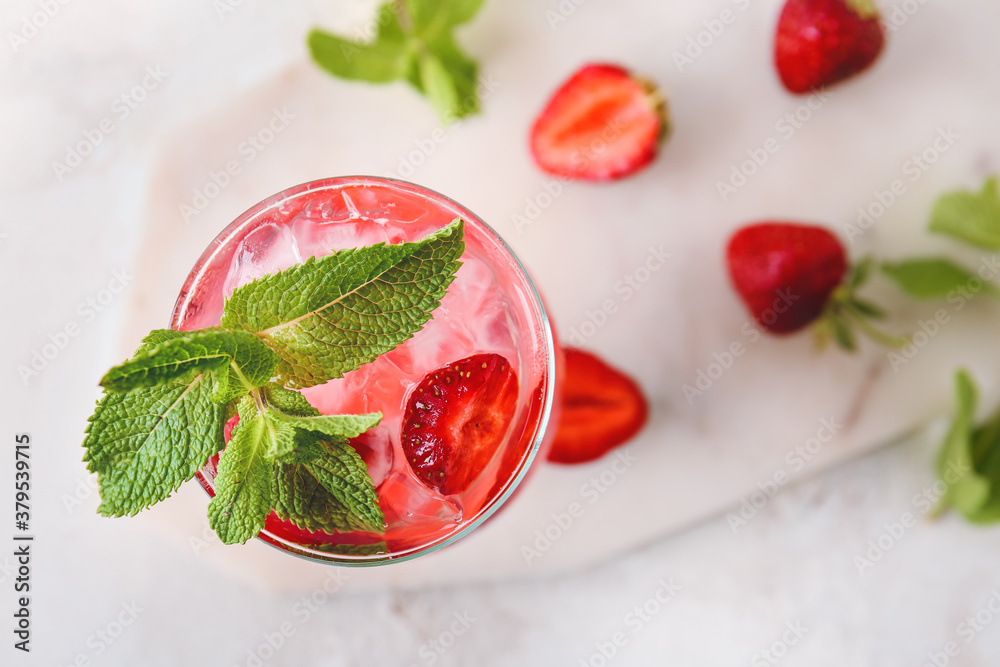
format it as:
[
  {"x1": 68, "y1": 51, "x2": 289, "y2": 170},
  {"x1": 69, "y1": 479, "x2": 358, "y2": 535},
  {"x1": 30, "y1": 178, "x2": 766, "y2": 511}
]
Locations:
[{"x1": 3, "y1": 0, "x2": 1000, "y2": 665}]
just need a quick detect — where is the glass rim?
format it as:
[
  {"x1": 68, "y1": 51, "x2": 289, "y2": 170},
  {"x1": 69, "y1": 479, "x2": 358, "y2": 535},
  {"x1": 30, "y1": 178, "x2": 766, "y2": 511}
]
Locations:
[{"x1": 170, "y1": 176, "x2": 557, "y2": 566}]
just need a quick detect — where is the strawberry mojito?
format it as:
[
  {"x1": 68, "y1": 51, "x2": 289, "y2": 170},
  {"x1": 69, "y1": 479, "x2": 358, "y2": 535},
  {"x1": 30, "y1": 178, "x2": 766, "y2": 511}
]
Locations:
[{"x1": 167, "y1": 177, "x2": 557, "y2": 563}]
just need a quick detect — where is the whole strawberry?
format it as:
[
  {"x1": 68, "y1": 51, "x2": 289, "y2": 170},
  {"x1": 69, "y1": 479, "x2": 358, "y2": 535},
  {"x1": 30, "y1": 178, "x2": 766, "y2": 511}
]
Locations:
[
  {"x1": 775, "y1": 0, "x2": 886, "y2": 94},
  {"x1": 530, "y1": 64, "x2": 670, "y2": 181},
  {"x1": 727, "y1": 222, "x2": 899, "y2": 350}
]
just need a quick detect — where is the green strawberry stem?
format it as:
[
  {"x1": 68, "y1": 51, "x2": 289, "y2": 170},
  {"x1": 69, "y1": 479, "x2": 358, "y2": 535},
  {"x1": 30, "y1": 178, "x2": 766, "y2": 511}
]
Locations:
[
  {"x1": 841, "y1": 307, "x2": 908, "y2": 348},
  {"x1": 816, "y1": 258, "x2": 909, "y2": 352},
  {"x1": 845, "y1": 0, "x2": 880, "y2": 20}
]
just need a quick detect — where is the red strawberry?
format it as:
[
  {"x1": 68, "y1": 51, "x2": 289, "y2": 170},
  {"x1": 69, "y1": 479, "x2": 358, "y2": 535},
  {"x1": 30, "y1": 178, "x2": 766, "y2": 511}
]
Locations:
[
  {"x1": 775, "y1": 0, "x2": 886, "y2": 94},
  {"x1": 547, "y1": 349, "x2": 647, "y2": 465},
  {"x1": 727, "y1": 222, "x2": 847, "y2": 334},
  {"x1": 223, "y1": 414, "x2": 240, "y2": 442},
  {"x1": 530, "y1": 63, "x2": 669, "y2": 181},
  {"x1": 726, "y1": 222, "x2": 905, "y2": 350},
  {"x1": 401, "y1": 354, "x2": 518, "y2": 496}
]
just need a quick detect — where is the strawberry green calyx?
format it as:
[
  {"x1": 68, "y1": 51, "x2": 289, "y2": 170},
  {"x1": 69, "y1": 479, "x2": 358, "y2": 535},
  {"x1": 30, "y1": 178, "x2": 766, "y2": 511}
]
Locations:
[
  {"x1": 845, "y1": 0, "x2": 880, "y2": 20},
  {"x1": 812, "y1": 258, "x2": 908, "y2": 352}
]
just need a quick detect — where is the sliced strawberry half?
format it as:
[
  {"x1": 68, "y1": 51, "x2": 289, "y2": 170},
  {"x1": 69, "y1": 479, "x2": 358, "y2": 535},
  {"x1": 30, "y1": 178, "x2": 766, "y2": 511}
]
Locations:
[
  {"x1": 401, "y1": 354, "x2": 519, "y2": 496},
  {"x1": 530, "y1": 63, "x2": 669, "y2": 181},
  {"x1": 548, "y1": 348, "x2": 648, "y2": 464}
]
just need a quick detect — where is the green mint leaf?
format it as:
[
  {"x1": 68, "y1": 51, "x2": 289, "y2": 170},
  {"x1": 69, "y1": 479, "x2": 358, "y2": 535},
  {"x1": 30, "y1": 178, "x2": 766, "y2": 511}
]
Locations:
[
  {"x1": 307, "y1": 1, "x2": 484, "y2": 123},
  {"x1": 881, "y1": 258, "x2": 997, "y2": 299},
  {"x1": 312, "y1": 541, "x2": 389, "y2": 556},
  {"x1": 100, "y1": 328, "x2": 278, "y2": 405},
  {"x1": 307, "y1": 27, "x2": 412, "y2": 84},
  {"x1": 270, "y1": 411, "x2": 383, "y2": 442},
  {"x1": 208, "y1": 396, "x2": 274, "y2": 544},
  {"x1": 418, "y1": 52, "x2": 462, "y2": 121},
  {"x1": 961, "y1": 416, "x2": 1000, "y2": 523},
  {"x1": 83, "y1": 375, "x2": 225, "y2": 517},
  {"x1": 221, "y1": 218, "x2": 464, "y2": 389},
  {"x1": 936, "y1": 370, "x2": 992, "y2": 517},
  {"x1": 136, "y1": 328, "x2": 188, "y2": 353},
  {"x1": 261, "y1": 411, "x2": 302, "y2": 460},
  {"x1": 262, "y1": 383, "x2": 321, "y2": 416},
  {"x1": 272, "y1": 437, "x2": 384, "y2": 535},
  {"x1": 929, "y1": 177, "x2": 1000, "y2": 250},
  {"x1": 422, "y1": 33, "x2": 480, "y2": 119},
  {"x1": 406, "y1": 0, "x2": 485, "y2": 35}
]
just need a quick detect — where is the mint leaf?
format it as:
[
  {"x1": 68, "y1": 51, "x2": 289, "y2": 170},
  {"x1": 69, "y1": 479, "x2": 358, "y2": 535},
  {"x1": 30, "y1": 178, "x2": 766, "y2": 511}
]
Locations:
[
  {"x1": 936, "y1": 370, "x2": 992, "y2": 517},
  {"x1": 136, "y1": 328, "x2": 188, "y2": 353},
  {"x1": 307, "y1": 24, "x2": 411, "y2": 83},
  {"x1": 423, "y1": 32, "x2": 479, "y2": 119},
  {"x1": 406, "y1": 0, "x2": 485, "y2": 35},
  {"x1": 272, "y1": 437, "x2": 384, "y2": 535},
  {"x1": 418, "y1": 52, "x2": 462, "y2": 121},
  {"x1": 307, "y1": 1, "x2": 485, "y2": 122},
  {"x1": 208, "y1": 397, "x2": 274, "y2": 544},
  {"x1": 221, "y1": 219, "x2": 464, "y2": 389},
  {"x1": 961, "y1": 418, "x2": 1000, "y2": 523},
  {"x1": 881, "y1": 258, "x2": 997, "y2": 299},
  {"x1": 270, "y1": 411, "x2": 383, "y2": 441},
  {"x1": 259, "y1": 383, "x2": 381, "y2": 460},
  {"x1": 312, "y1": 541, "x2": 389, "y2": 556},
  {"x1": 930, "y1": 177, "x2": 1000, "y2": 250},
  {"x1": 83, "y1": 375, "x2": 224, "y2": 517},
  {"x1": 262, "y1": 383, "x2": 320, "y2": 416},
  {"x1": 260, "y1": 411, "x2": 302, "y2": 460},
  {"x1": 100, "y1": 328, "x2": 278, "y2": 405}
]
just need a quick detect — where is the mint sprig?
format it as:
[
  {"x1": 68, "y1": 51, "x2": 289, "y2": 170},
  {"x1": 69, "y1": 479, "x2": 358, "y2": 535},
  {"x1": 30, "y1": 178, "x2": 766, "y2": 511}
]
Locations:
[
  {"x1": 82, "y1": 220, "x2": 466, "y2": 545},
  {"x1": 933, "y1": 371, "x2": 1000, "y2": 523},
  {"x1": 308, "y1": 0, "x2": 485, "y2": 122}
]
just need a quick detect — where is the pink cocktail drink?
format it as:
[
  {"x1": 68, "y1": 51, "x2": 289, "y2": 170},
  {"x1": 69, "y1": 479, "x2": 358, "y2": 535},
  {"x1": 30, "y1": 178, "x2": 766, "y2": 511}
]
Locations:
[{"x1": 171, "y1": 177, "x2": 557, "y2": 564}]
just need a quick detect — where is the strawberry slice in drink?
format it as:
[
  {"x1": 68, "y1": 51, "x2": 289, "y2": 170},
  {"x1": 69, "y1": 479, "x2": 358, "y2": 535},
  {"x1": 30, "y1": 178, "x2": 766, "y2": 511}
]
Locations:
[{"x1": 401, "y1": 354, "x2": 519, "y2": 496}]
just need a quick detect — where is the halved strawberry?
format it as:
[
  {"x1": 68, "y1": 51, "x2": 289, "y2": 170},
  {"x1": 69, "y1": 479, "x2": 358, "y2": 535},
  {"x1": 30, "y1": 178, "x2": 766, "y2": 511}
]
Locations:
[
  {"x1": 401, "y1": 354, "x2": 519, "y2": 496},
  {"x1": 530, "y1": 63, "x2": 669, "y2": 181},
  {"x1": 547, "y1": 348, "x2": 648, "y2": 464}
]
